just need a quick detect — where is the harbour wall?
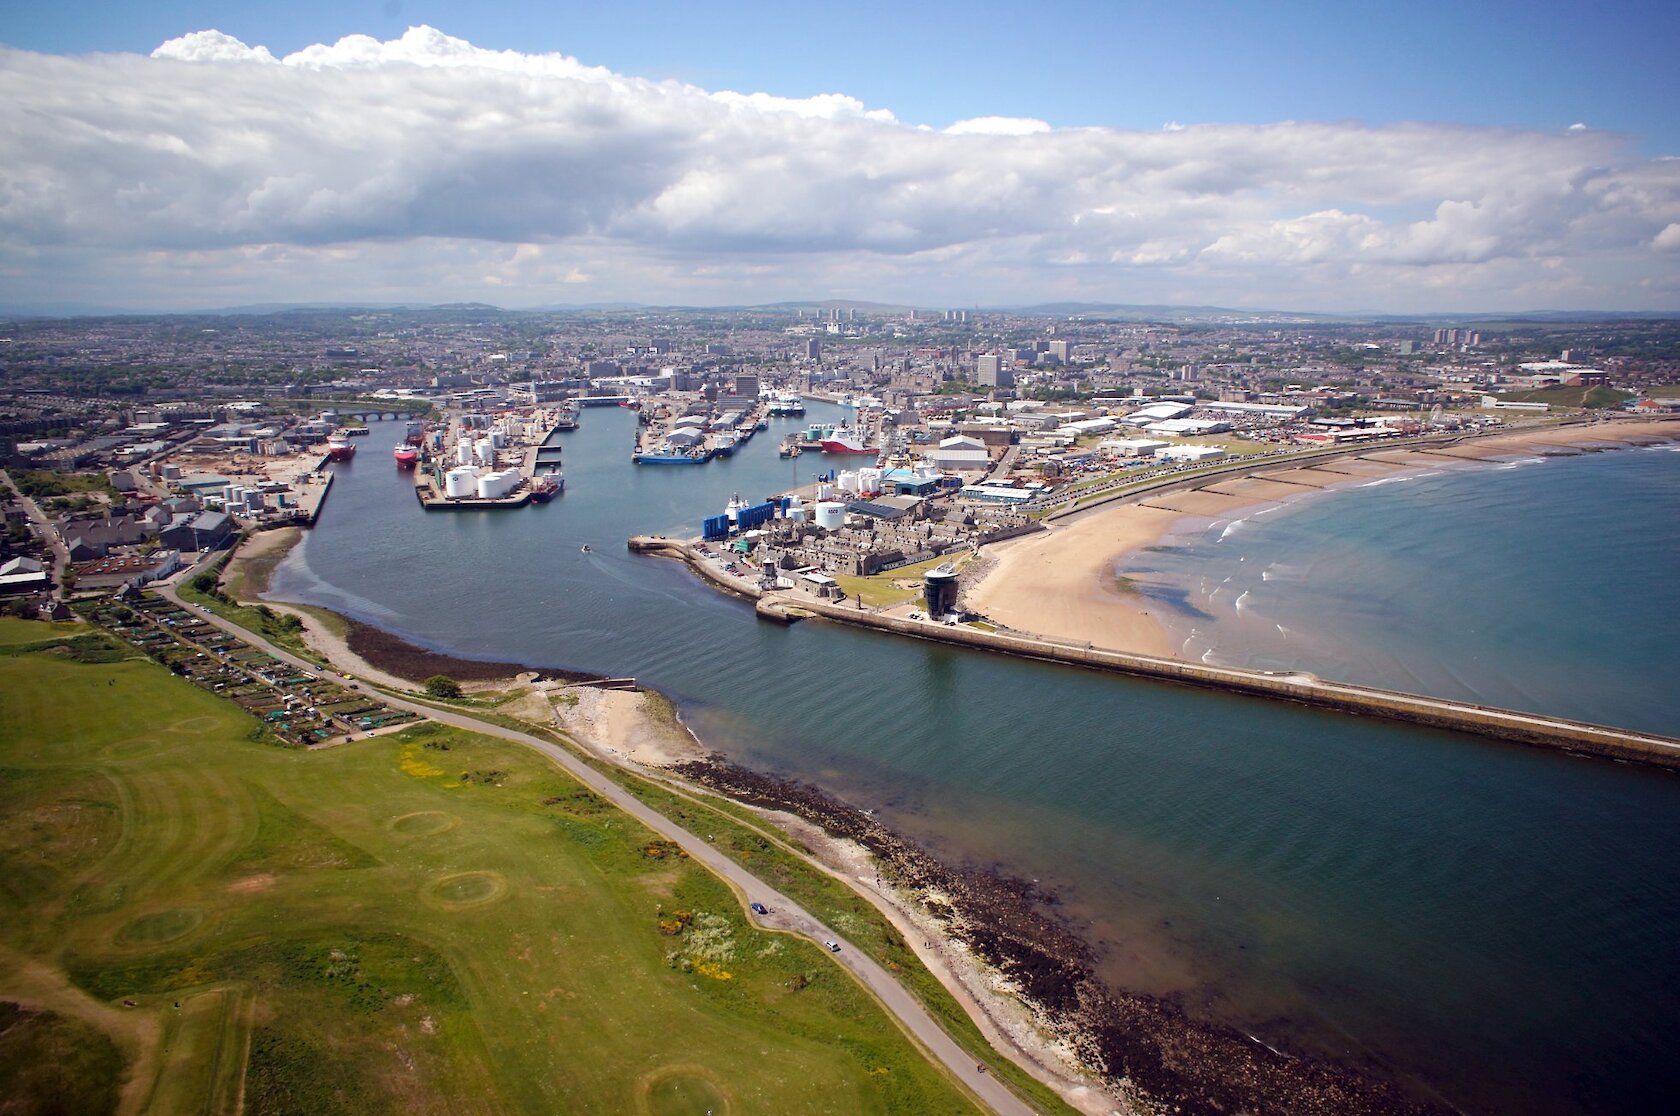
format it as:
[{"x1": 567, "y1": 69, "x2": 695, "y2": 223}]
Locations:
[{"x1": 628, "y1": 535, "x2": 1680, "y2": 771}]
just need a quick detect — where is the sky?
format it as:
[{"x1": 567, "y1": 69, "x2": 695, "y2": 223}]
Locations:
[{"x1": 2, "y1": 1, "x2": 1677, "y2": 314}]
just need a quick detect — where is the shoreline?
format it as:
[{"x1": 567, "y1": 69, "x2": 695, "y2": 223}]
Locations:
[
  {"x1": 224, "y1": 527, "x2": 1117, "y2": 1109},
  {"x1": 670, "y1": 754, "x2": 1446, "y2": 1114},
  {"x1": 966, "y1": 418, "x2": 1680, "y2": 660},
  {"x1": 214, "y1": 419, "x2": 1680, "y2": 1113},
  {"x1": 233, "y1": 528, "x2": 605, "y2": 690},
  {"x1": 221, "y1": 519, "x2": 1438, "y2": 1111}
]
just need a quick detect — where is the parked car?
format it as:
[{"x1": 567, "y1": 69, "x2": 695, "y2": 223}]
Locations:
[
  {"x1": 823, "y1": 940, "x2": 841, "y2": 953},
  {"x1": 750, "y1": 902, "x2": 769, "y2": 916}
]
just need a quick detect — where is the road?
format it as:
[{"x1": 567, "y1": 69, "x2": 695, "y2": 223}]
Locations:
[
  {"x1": 153, "y1": 576, "x2": 1038, "y2": 1115},
  {"x1": 0, "y1": 469, "x2": 71, "y2": 584}
]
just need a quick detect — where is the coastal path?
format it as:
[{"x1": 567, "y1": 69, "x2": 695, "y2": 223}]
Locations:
[{"x1": 152, "y1": 576, "x2": 1041, "y2": 1116}]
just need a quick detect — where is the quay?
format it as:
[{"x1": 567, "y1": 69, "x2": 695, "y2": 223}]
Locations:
[
  {"x1": 414, "y1": 415, "x2": 563, "y2": 510},
  {"x1": 628, "y1": 535, "x2": 1680, "y2": 771}
]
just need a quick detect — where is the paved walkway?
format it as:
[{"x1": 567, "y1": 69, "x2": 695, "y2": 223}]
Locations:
[{"x1": 153, "y1": 577, "x2": 1038, "y2": 1115}]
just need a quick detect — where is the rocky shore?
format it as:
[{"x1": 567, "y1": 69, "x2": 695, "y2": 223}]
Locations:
[
  {"x1": 672, "y1": 754, "x2": 1448, "y2": 1116},
  {"x1": 339, "y1": 618, "x2": 603, "y2": 685}
]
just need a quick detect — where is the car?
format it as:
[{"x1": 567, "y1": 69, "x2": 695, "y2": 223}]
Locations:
[
  {"x1": 750, "y1": 902, "x2": 769, "y2": 916},
  {"x1": 823, "y1": 940, "x2": 840, "y2": 953}
]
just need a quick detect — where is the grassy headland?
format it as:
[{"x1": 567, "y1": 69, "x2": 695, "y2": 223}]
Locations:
[{"x1": 0, "y1": 621, "x2": 983, "y2": 1113}]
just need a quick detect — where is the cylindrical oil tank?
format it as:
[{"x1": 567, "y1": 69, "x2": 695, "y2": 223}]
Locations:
[
  {"x1": 444, "y1": 467, "x2": 479, "y2": 498},
  {"x1": 814, "y1": 501, "x2": 846, "y2": 531},
  {"x1": 455, "y1": 441, "x2": 473, "y2": 466}
]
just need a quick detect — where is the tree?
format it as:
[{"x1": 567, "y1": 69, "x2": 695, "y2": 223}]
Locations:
[{"x1": 424, "y1": 675, "x2": 462, "y2": 699}]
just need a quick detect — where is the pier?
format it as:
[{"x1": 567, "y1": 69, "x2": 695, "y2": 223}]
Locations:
[{"x1": 629, "y1": 535, "x2": 1680, "y2": 771}]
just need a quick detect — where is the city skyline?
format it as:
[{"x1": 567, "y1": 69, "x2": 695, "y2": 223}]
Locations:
[{"x1": 2, "y1": 4, "x2": 1677, "y2": 314}]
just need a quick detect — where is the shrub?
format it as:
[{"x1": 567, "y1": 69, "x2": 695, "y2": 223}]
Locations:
[{"x1": 423, "y1": 675, "x2": 462, "y2": 699}]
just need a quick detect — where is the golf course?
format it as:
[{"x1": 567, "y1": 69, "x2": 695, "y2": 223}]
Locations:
[{"x1": 0, "y1": 616, "x2": 982, "y2": 1113}]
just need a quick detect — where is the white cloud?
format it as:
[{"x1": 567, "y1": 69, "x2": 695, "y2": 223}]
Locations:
[
  {"x1": 944, "y1": 116, "x2": 1053, "y2": 136},
  {"x1": 0, "y1": 26, "x2": 1675, "y2": 311}
]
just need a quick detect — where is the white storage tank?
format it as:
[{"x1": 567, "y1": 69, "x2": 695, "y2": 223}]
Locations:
[
  {"x1": 814, "y1": 501, "x2": 846, "y2": 531},
  {"x1": 444, "y1": 466, "x2": 479, "y2": 498},
  {"x1": 476, "y1": 469, "x2": 520, "y2": 499},
  {"x1": 837, "y1": 470, "x2": 859, "y2": 495},
  {"x1": 785, "y1": 495, "x2": 806, "y2": 522},
  {"x1": 475, "y1": 438, "x2": 497, "y2": 467},
  {"x1": 455, "y1": 441, "x2": 474, "y2": 466},
  {"x1": 858, "y1": 467, "x2": 882, "y2": 496},
  {"x1": 816, "y1": 482, "x2": 834, "y2": 501},
  {"x1": 489, "y1": 429, "x2": 507, "y2": 450}
]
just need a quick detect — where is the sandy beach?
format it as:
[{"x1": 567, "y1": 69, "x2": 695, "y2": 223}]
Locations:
[
  {"x1": 966, "y1": 504, "x2": 1183, "y2": 657},
  {"x1": 966, "y1": 418, "x2": 1680, "y2": 658}
]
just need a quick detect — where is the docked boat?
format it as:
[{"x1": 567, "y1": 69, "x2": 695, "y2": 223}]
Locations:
[
  {"x1": 767, "y1": 392, "x2": 806, "y2": 416},
  {"x1": 529, "y1": 469, "x2": 564, "y2": 502},
  {"x1": 635, "y1": 449, "x2": 714, "y2": 465},
  {"x1": 818, "y1": 425, "x2": 877, "y2": 455},
  {"x1": 393, "y1": 444, "x2": 419, "y2": 469},
  {"x1": 713, "y1": 431, "x2": 740, "y2": 457},
  {"x1": 326, "y1": 433, "x2": 357, "y2": 461},
  {"x1": 404, "y1": 420, "x2": 425, "y2": 446}
]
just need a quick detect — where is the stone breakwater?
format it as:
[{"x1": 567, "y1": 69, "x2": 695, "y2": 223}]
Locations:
[{"x1": 628, "y1": 536, "x2": 1680, "y2": 771}]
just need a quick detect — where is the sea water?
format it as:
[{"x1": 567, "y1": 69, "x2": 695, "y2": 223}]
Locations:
[
  {"x1": 1126, "y1": 445, "x2": 1680, "y2": 736},
  {"x1": 271, "y1": 414, "x2": 1680, "y2": 1113}
]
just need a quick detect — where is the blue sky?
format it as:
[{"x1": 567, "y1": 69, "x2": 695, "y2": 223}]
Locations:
[
  {"x1": 8, "y1": 0, "x2": 1676, "y2": 150},
  {"x1": 1, "y1": 3, "x2": 1677, "y2": 312}
]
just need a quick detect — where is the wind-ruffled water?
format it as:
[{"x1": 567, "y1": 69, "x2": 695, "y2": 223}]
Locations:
[
  {"x1": 1128, "y1": 445, "x2": 1680, "y2": 736},
  {"x1": 272, "y1": 412, "x2": 1680, "y2": 1114}
]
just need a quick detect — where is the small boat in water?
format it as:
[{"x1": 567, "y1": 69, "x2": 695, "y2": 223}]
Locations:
[
  {"x1": 580, "y1": 544, "x2": 591, "y2": 553},
  {"x1": 393, "y1": 444, "x2": 419, "y2": 469}
]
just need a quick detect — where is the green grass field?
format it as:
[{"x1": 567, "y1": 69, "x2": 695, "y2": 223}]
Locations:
[
  {"x1": 0, "y1": 622, "x2": 981, "y2": 1114},
  {"x1": 833, "y1": 553, "x2": 975, "y2": 610}
]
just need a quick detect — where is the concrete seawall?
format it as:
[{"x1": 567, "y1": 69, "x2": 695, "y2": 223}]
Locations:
[{"x1": 629, "y1": 535, "x2": 1680, "y2": 771}]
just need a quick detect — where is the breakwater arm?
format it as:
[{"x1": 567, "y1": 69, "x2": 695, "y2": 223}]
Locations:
[{"x1": 629, "y1": 536, "x2": 1680, "y2": 772}]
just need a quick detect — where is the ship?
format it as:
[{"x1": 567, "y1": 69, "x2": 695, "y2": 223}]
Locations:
[
  {"x1": 635, "y1": 448, "x2": 714, "y2": 465},
  {"x1": 326, "y1": 433, "x2": 357, "y2": 461},
  {"x1": 393, "y1": 444, "x2": 419, "y2": 469},
  {"x1": 818, "y1": 425, "x2": 878, "y2": 455},
  {"x1": 713, "y1": 431, "x2": 740, "y2": 457},
  {"x1": 767, "y1": 392, "x2": 806, "y2": 416},
  {"x1": 529, "y1": 469, "x2": 564, "y2": 502},
  {"x1": 404, "y1": 420, "x2": 425, "y2": 446},
  {"x1": 553, "y1": 403, "x2": 579, "y2": 431}
]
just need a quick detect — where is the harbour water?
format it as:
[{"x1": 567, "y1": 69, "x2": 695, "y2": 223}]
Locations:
[{"x1": 271, "y1": 409, "x2": 1680, "y2": 1114}]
